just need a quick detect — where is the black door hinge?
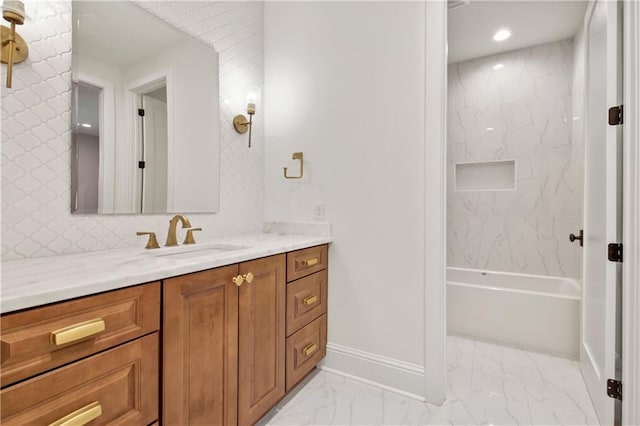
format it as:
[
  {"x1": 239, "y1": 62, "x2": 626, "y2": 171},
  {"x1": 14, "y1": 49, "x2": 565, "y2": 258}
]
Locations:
[
  {"x1": 608, "y1": 243, "x2": 623, "y2": 262},
  {"x1": 138, "y1": 108, "x2": 145, "y2": 117},
  {"x1": 138, "y1": 161, "x2": 146, "y2": 169},
  {"x1": 607, "y1": 379, "x2": 622, "y2": 401},
  {"x1": 608, "y1": 105, "x2": 623, "y2": 125}
]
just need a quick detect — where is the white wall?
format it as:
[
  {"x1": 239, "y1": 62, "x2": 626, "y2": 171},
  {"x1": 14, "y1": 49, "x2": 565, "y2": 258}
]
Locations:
[
  {"x1": 447, "y1": 39, "x2": 583, "y2": 279},
  {"x1": 265, "y1": 2, "x2": 428, "y2": 396},
  {"x1": 1, "y1": 1, "x2": 265, "y2": 260}
]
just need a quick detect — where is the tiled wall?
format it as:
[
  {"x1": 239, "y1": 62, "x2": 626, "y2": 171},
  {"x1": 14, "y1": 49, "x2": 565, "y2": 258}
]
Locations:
[
  {"x1": 447, "y1": 39, "x2": 583, "y2": 278},
  {"x1": 1, "y1": 1, "x2": 265, "y2": 260}
]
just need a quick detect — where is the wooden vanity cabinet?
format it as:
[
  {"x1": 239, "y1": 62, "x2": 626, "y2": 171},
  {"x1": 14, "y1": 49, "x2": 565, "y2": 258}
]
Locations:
[
  {"x1": 0, "y1": 244, "x2": 327, "y2": 426},
  {"x1": 163, "y1": 264, "x2": 239, "y2": 426},
  {"x1": 0, "y1": 283, "x2": 161, "y2": 426},
  {"x1": 163, "y1": 254, "x2": 287, "y2": 426},
  {"x1": 238, "y1": 255, "x2": 286, "y2": 426}
]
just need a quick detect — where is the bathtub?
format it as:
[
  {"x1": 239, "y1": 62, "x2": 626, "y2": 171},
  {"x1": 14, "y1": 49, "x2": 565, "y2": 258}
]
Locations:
[{"x1": 447, "y1": 267, "x2": 581, "y2": 359}]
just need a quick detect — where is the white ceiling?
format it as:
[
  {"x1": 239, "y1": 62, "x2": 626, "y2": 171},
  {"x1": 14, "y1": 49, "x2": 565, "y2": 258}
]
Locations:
[
  {"x1": 448, "y1": 0, "x2": 588, "y2": 63},
  {"x1": 73, "y1": 1, "x2": 185, "y2": 70}
]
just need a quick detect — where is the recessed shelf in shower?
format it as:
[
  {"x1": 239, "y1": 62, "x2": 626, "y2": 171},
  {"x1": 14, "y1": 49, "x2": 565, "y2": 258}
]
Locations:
[{"x1": 454, "y1": 159, "x2": 516, "y2": 191}]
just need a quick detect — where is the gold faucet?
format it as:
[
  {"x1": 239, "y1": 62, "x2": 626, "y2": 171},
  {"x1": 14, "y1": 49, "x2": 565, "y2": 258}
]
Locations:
[{"x1": 166, "y1": 215, "x2": 192, "y2": 247}]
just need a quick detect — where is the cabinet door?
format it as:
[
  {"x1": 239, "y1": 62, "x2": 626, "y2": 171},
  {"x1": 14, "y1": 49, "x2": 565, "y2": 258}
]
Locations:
[
  {"x1": 238, "y1": 254, "x2": 286, "y2": 426},
  {"x1": 163, "y1": 265, "x2": 239, "y2": 426}
]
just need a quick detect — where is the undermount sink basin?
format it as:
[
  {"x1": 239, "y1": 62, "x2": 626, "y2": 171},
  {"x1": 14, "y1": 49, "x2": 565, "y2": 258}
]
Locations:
[{"x1": 149, "y1": 243, "x2": 250, "y2": 260}]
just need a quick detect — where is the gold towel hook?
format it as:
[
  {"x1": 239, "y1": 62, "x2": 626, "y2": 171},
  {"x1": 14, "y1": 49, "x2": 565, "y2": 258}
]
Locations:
[{"x1": 283, "y1": 152, "x2": 304, "y2": 179}]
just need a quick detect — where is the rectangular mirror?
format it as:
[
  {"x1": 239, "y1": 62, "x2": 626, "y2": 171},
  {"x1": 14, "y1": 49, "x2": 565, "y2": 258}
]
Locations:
[{"x1": 71, "y1": 1, "x2": 220, "y2": 214}]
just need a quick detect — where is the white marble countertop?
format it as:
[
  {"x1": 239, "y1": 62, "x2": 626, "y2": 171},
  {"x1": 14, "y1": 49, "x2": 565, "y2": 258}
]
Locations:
[{"x1": 1, "y1": 232, "x2": 331, "y2": 314}]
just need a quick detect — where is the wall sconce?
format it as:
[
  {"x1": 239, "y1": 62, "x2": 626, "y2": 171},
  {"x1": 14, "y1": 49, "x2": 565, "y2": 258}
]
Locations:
[
  {"x1": 233, "y1": 91, "x2": 258, "y2": 148},
  {"x1": 1, "y1": 1, "x2": 28, "y2": 89}
]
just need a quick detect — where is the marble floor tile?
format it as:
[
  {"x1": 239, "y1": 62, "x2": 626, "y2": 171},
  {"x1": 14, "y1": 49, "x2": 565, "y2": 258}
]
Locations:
[
  {"x1": 472, "y1": 340, "x2": 524, "y2": 382},
  {"x1": 265, "y1": 371, "x2": 439, "y2": 426},
  {"x1": 263, "y1": 336, "x2": 599, "y2": 426}
]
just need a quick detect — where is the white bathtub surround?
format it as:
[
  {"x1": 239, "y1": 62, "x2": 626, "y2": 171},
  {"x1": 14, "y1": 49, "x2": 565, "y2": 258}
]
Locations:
[
  {"x1": 1, "y1": 1, "x2": 265, "y2": 260},
  {"x1": 447, "y1": 39, "x2": 583, "y2": 279},
  {"x1": 1, "y1": 233, "x2": 330, "y2": 313},
  {"x1": 263, "y1": 337, "x2": 598, "y2": 425},
  {"x1": 447, "y1": 267, "x2": 580, "y2": 359}
]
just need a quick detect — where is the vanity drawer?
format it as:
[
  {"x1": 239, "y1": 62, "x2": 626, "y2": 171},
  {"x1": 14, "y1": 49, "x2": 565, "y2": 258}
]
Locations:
[
  {"x1": 286, "y1": 245, "x2": 328, "y2": 282},
  {"x1": 0, "y1": 333, "x2": 159, "y2": 425},
  {"x1": 1, "y1": 282, "x2": 160, "y2": 387},
  {"x1": 286, "y1": 270, "x2": 327, "y2": 336},
  {"x1": 286, "y1": 314, "x2": 327, "y2": 391}
]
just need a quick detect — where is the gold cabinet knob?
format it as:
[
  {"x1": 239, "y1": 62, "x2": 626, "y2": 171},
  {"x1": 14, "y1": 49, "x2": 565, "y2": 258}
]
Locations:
[
  {"x1": 232, "y1": 275, "x2": 244, "y2": 286},
  {"x1": 243, "y1": 272, "x2": 254, "y2": 283}
]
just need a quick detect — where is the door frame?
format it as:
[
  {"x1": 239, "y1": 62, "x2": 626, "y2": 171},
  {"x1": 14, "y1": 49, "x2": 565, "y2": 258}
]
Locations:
[
  {"x1": 622, "y1": 0, "x2": 640, "y2": 423},
  {"x1": 427, "y1": 0, "x2": 640, "y2": 417},
  {"x1": 424, "y1": 0, "x2": 447, "y2": 405}
]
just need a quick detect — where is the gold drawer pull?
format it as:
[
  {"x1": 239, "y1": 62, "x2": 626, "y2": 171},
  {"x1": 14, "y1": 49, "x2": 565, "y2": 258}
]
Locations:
[
  {"x1": 232, "y1": 275, "x2": 244, "y2": 286},
  {"x1": 50, "y1": 319, "x2": 105, "y2": 346},
  {"x1": 302, "y1": 343, "x2": 318, "y2": 356},
  {"x1": 303, "y1": 295, "x2": 318, "y2": 306},
  {"x1": 49, "y1": 401, "x2": 102, "y2": 426},
  {"x1": 301, "y1": 258, "x2": 319, "y2": 267},
  {"x1": 243, "y1": 272, "x2": 254, "y2": 283}
]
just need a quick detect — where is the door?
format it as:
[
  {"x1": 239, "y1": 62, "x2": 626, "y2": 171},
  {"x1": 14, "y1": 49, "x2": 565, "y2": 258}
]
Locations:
[
  {"x1": 581, "y1": 0, "x2": 623, "y2": 423},
  {"x1": 238, "y1": 254, "x2": 286, "y2": 426},
  {"x1": 163, "y1": 265, "x2": 239, "y2": 426},
  {"x1": 141, "y1": 94, "x2": 168, "y2": 213}
]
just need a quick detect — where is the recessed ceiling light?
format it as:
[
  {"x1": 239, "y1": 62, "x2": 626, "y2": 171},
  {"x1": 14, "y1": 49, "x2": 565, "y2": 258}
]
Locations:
[
  {"x1": 493, "y1": 63, "x2": 505, "y2": 70},
  {"x1": 486, "y1": 127, "x2": 495, "y2": 131},
  {"x1": 80, "y1": 123, "x2": 92, "y2": 128},
  {"x1": 493, "y1": 29, "x2": 511, "y2": 42}
]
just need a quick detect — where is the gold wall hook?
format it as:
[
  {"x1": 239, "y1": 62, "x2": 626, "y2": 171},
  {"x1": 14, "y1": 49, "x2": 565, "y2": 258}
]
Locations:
[{"x1": 284, "y1": 152, "x2": 304, "y2": 179}]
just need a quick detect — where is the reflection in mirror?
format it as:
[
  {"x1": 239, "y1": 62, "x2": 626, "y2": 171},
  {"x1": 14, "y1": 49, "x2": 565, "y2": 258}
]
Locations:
[{"x1": 71, "y1": 1, "x2": 220, "y2": 214}]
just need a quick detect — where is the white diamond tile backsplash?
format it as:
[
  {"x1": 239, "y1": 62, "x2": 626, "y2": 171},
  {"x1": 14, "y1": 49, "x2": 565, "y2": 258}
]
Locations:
[{"x1": 1, "y1": 1, "x2": 265, "y2": 260}]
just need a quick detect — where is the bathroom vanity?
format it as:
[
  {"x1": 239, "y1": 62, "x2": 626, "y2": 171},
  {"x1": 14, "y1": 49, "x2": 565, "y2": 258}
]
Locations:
[{"x1": 0, "y1": 235, "x2": 329, "y2": 426}]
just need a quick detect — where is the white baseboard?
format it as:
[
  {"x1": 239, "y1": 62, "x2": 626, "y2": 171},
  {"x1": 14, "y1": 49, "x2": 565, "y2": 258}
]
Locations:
[{"x1": 320, "y1": 342, "x2": 426, "y2": 400}]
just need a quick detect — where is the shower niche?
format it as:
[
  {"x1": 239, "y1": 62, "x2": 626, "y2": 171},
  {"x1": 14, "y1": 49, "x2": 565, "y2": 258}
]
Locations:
[{"x1": 454, "y1": 159, "x2": 516, "y2": 192}]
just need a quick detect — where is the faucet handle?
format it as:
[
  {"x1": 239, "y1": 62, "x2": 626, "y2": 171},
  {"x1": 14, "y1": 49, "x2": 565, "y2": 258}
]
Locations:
[
  {"x1": 137, "y1": 232, "x2": 160, "y2": 249},
  {"x1": 183, "y1": 228, "x2": 202, "y2": 245}
]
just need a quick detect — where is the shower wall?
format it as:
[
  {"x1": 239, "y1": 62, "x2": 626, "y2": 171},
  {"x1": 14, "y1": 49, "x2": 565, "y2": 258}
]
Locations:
[{"x1": 447, "y1": 39, "x2": 583, "y2": 279}]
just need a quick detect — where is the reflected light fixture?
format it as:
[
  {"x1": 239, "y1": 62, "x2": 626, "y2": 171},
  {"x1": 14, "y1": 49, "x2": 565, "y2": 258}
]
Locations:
[
  {"x1": 493, "y1": 29, "x2": 511, "y2": 42},
  {"x1": 493, "y1": 63, "x2": 504, "y2": 70},
  {"x1": 1, "y1": 0, "x2": 28, "y2": 88},
  {"x1": 81, "y1": 123, "x2": 92, "y2": 128},
  {"x1": 233, "y1": 91, "x2": 258, "y2": 148}
]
